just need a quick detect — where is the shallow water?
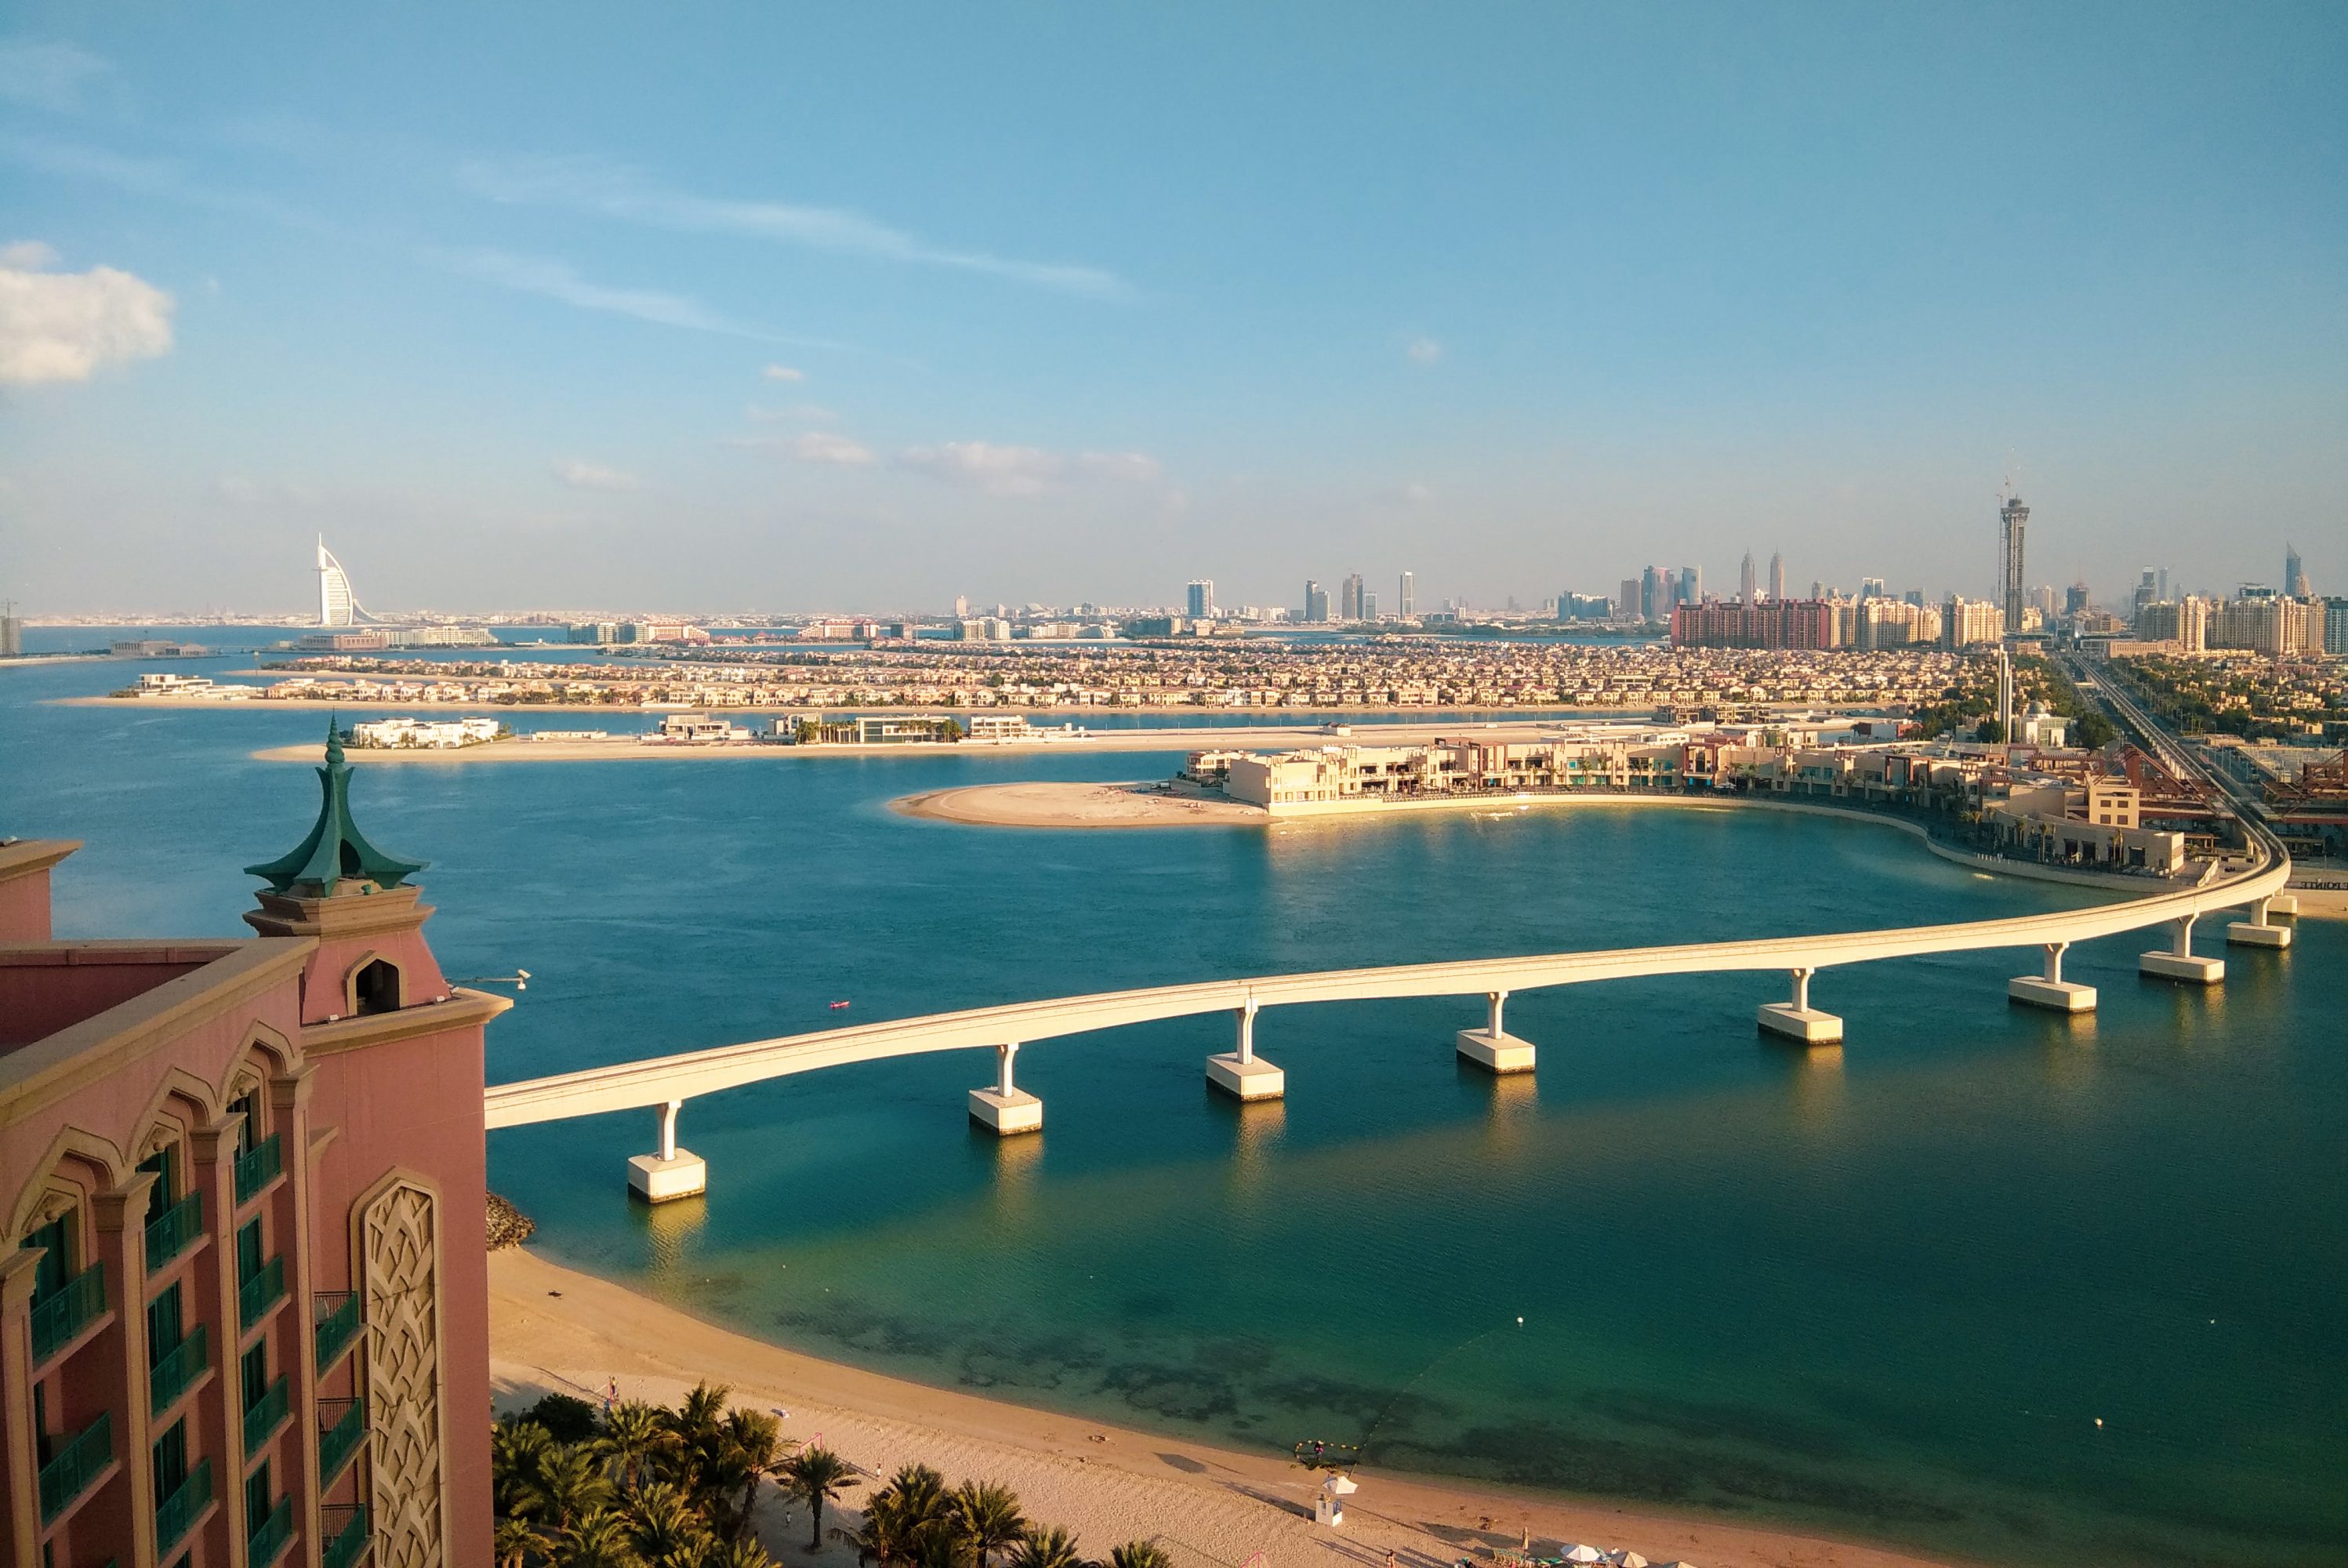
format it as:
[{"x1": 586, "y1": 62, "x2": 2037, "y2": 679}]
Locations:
[{"x1": 7, "y1": 637, "x2": 2343, "y2": 1568}]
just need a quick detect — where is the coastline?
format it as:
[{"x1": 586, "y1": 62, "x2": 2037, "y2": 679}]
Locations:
[{"x1": 491, "y1": 1247, "x2": 1959, "y2": 1568}]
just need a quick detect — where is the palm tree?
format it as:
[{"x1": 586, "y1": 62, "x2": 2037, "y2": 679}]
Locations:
[
  {"x1": 629, "y1": 1480, "x2": 715, "y2": 1568},
  {"x1": 1105, "y1": 1541, "x2": 1170, "y2": 1568},
  {"x1": 709, "y1": 1406, "x2": 782, "y2": 1544},
  {"x1": 777, "y1": 1446, "x2": 858, "y2": 1552},
  {"x1": 597, "y1": 1400, "x2": 673, "y2": 1494},
  {"x1": 494, "y1": 1515, "x2": 543, "y2": 1568},
  {"x1": 494, "y1": 1420, "x2": 556, "y2": 1520},
  {"x1": 665, "y1": 1381, "x2": 736, "y2": 1505},
  {"x1": 834, "y1": 1465, "x2": 948, "y2": 1568},
  {"x1": 528, "y1": 1443, "x2": 617, "y2": 1534},
  {"x1": 1010, "y1": 1524, "x2": 1082, "y2": 1568},
  {"x1": 952, "y1": 1481, "x2": 1028, "y2": 1568},
  {"x1": 707, "y1": 1541, "x2": 781, "y2": 1568},
  {"x1": 563, "y1": 1504, "x2": 650, "y2": 1568}
]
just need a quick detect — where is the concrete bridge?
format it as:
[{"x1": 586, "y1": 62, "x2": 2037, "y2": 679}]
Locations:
[{"x1": 481, "y1": 810, "x2": 2295, "y2": 1202}]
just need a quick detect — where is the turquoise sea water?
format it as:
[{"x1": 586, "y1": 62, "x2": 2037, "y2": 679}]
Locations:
[{"x1": 6, "y1": 640, "x2": 2343, "y2": 1567}]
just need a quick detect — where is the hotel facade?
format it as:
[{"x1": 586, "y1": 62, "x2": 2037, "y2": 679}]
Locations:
[{"x1": 1, "y1": 735, "x2": 506, "y2": 1568}]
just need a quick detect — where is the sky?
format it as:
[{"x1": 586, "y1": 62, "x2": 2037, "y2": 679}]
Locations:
[{"x1": 2, "y1": 2, "x2": 2343, "y2": 617}]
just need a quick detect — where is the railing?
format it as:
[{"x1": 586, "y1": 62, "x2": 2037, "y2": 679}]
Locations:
[
  {"x1": 234, "y1": 1131, "x2": 285, "y2": 1205},
  {"x1": 154, "y1": 1456, "x2": 213, "y2": 1555},
  {"x1": 244, "y1": 1374, "x2": 292, "y2": 1457},
  {"x1": 315, "y1": 1290, "x2": 363, "y2": 1368},
  {"x1": 324, "y1": 1504, "x2": 372, "y2": 1568},
  {"x1": 30, "y1": 1260, "x2": 107, "y2": 1365},
  {"x1": 319, "y1": 1396, "x2": 366, "y2": 1482},
  {"x1": 248, "y1": 1493, "x2": 295, "y2": 1566},
  {"x1": 150, "y1": 1322, "x2": 209, "y2": 1415},
  {"x1": 239, "y1": 1254, "x2": 288, "y2": 1331},
  {"x1": 143, "y1": 1190, "x2": 204, "y2": 1272},
  {"x1": 37, "y1": 1410, "x2": 111, "y2": 1524}
]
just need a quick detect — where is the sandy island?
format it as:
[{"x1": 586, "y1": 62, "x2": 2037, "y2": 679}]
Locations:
[
  {"x1": 492, "y1": 1248, "x2": 1955, "y2": 1568},
  {"x1": 895, "y1": 781, "x2": 1266, "y2": 828}
]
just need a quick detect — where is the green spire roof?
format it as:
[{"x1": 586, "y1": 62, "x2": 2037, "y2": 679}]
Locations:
[{"x1": 245, "y1": 720, "x2": 428, "y2": 894}]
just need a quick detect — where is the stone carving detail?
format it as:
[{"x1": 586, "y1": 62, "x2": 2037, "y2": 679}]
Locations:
[{"x1": 365, "y1": 1182, "x2": 445, "y2": 1568}]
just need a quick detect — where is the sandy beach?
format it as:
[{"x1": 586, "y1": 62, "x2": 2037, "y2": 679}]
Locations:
[
  {"x1": 491, "y1": 1249, "x2": 1956, "y2": 1568},
  {"x1": 895, "y1": 781, "x2": 1267, "y2": 827}
]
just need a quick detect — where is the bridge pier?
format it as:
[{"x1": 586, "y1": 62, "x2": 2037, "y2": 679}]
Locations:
[
  {"x1": 1758, "y1": 967, "x2": 1843, "y2": 1044},
  {"x1": 1456, "y1": 989, "x2": 1537, "y2": 1073},
  {"x1": 969, "y1": 1042, "x2": 1043, "y2": 1134},
  {"x1": 2009, "y1": 940, "x2": 2097, "y2": 1012},
  {"x1": 2141, "y1": 913, "x2": 2224, "y2": 983},
  {"x1": 1208, "y1": 997, "x2": 1285, "y2": 1100},
  {"x1": 627, "y1": 1098, "x2": 708, "y2": 1203},
  {"x1": 2226, "y1": 895, "x2": 2292, "y2": 949}
]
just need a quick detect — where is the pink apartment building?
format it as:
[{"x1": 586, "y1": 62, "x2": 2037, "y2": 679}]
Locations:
[{"x1": 2, "y1": 732, "x2": 507, "y2": 1568}]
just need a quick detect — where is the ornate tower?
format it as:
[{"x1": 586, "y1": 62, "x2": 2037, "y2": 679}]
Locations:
[{"x1": 1999, "y1": 490, "x2": 2030, "y2": 636}]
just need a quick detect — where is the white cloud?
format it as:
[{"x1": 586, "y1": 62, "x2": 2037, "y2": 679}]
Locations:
[
  {"x1": 0, "y1": 248, "x2": 173, "y2": 385},
  {"x1": 0, "y1": 40, "x2": 112, "y2": 114},
  {"x1": 556, "y1": 460, "x2": 638, "y2": 491},
  {"x1": 786, "y1": 431, "x2": 875, "y2": 466},
  {"x1": 457, "y1": 155, "x2": 1126, "y2": 298},
  {"x1": 1401, "y1": 481, "x2": 1435, "y2": 504},
  {"x1": 763, "y1": 363, "x2": 805, "y2": 382},
  {"x1": 1406, "y1": 337, "x2": 1443, "y2": 365},
  {"x1": 898, "y1": 441, "x2": 1161, "y2": 497},
  {"x1": 432, "y1": 249, "x2": 746, "y2": 336}
]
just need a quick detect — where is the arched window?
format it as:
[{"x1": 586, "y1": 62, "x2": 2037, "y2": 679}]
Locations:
[{"x1": 354, "y1": 959, "x2": 402, "y2": 1016}]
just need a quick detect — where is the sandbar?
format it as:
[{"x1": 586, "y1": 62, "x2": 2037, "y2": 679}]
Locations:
[
  {"x1": 491, "y1": 1247, "x2": 1956, "y2": 1568},
  {"x1": 894, "y1": 781, "x2": 1265, "y2": 828}
]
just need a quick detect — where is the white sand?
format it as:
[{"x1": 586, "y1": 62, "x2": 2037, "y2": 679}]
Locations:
[{"x1": 894, "y1": 782, "x2": 1266, "y2": 828}]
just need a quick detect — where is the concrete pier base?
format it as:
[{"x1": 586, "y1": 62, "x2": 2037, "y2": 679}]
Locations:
[
  {"x1": 627, "y1": 1150, "x2": 707, "y2": 1203},
  {"x1": 1207, "y1": 1052, "x2": 1286, "y2": 1101},
  {"x1": 2140, "y1": 951, "x2": 2224, "y2": 983},
  {"x1": 1454, "y1": 1029, "x2": 1537, "y2": 1073},
  {"x1": 1757, "y1": 1004, "x2": 1843, "y2": 1044},
  {"x1": 2267, "y1": 894, "x2": 2299, "y2": 917},
  {"x1": 967, "y1": 1087, "x2": 1043, "y2": 1134},
  {"x1": 2009, "y1": 976, "x2": 2098, "y2": 1012},
  {"x1": 2226, "y1": 922, "x2": 2291, "y2": 948}
]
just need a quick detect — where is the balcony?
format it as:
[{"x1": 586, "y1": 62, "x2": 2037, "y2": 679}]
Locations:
[
  {"x1": 30, "y1": 1260, "x2": 107, "y2": 1366},
  {"x1": 150, "y1": 1323, "x2": 209, "y2": 1417},
  {"x1": 323, "y1": 1504, "x2": 372, "y2": 1568},
  {"x1": 314, "y1": 1290, "x2": 362, "y2": 1369},
  {"x1": 37, "y1": 1410, "x2": 111, "y2": 1525},
  {"x1": 238, "y1": 1254, "x2": 287, "y2": 1332},
  {"x1": 319, "y1": 1397, "x2": 366, "y2": 1483},
  {"x1": 248, "y1": 1493, "x2": 295, "y2": 1566},
  {"x1": 234, "y1": 1132, "x2": 285, "y2": 1206},
  {"x1": 244, "y1": 1374, "x2": 292, "y2": 1457},
  {"x1": 143, "y1": 1190, "x2": 204, "y2": 1272},
  {"x1": 154, "y1": 1456, "x2": 213, "y2": 1555}
]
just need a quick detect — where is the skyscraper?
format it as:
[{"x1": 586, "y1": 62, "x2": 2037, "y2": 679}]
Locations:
[
  {"x1": 1304, "y1": 579, "x2": 1329, "y2": 622},
  {"x1": 1186, "y1": 579, "x2": 1215, "y2": 619},
  {"x1": 1398, "y1": 571, "x2": 1414, "y2": 616},
  {"x1": 316, "y1": 537, "x2": 365, "y2": 626},
  {"x1": 2284, "y1": 543, "x2": 2310, "y2": 598},
  {"x1": 1620, "y1": 578, "x2": 1639, "y2": 619},
  {"x1": 1999, "y1": 489, "x2": 2030, "y2": 636},
  {"x1": 1739, "y1": 550, "x2": 1757, "y2": 604},
  {"x1": 1861, "y1": 576, "x2": 1886, "y2": 601},
  {"x1": 1768, "y1": 551, "x2": 1785, "y2": 601},
  {"x1": 1640, "y1": 566, "x2": 1664, "y2": 621},
  {"x1": 1680, "y1": 564, "x2": 1701, "y2": 604},
  {"x1": 1341, "y1": 572, "x2": 1365, "y2": 621}
]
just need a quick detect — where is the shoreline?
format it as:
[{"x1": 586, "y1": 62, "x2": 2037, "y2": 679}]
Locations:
[
  {"x1": 491, "y1": 1247, "x2": 1961, "y2": 1568},
  {"x1": 894, "y1": 781, "x2": 1267, "y2": 827}
]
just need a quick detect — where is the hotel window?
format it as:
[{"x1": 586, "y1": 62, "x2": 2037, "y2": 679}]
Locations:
[
  {"x1": 139, "y1": 1144, "x2": 180, "y2": 1226},
  {"x1": 354, "y1": 957, "x2": 402, "y2": 1015},
  {"x1": 21, "y1": 1209, "x2": 73, "y2": 1301},
  {"x1": 245, "y1": 1458, "x2": 271, "y2": 1534},
  {"x1": 231, "y1": 1087, "x2": 264, "y2": 1152},
  {"x1": 242, "y1": 1339, "x2": 269, "y2": 1411},
  {"x1": 152, "y1": 1416, "x2": 187, "y2": 1499},
  {"x1": 237, "y1": 1218, "x2": 265, "y2": 1284},
  {"x1": 147, "y1": 1281, "x2": 183, "y2": 1362}
]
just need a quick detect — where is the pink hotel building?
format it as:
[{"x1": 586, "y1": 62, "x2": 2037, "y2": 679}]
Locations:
[{"x1": 2, "y1": 735, "x2": 508, "y2": 1568}]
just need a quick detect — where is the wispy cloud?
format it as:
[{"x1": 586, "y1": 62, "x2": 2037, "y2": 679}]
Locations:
[
  {"x1": 555, "y1": 459, "x2": 638, "y2": 491},
  {"x1": 0, "y1": 243, "x2": 174, "y2": 385},
  {"x1": 430, "y1": 249, "x2": 751, "y2": 336},
  {"x1": 1406, "y1": 336, "x2": 1443, "y2": 365},
  {"x1": 763, "y1": 363, "x2": 804, "y2": 382},
  {"x1": 457, "y1": 155, "x2": 1127, "y2": 298},
  {"x1": 728, "y1": 429, "x2": 876, "y2": 466},
  {"x1": 898, "y1": 441, "x2": 1160, "y2": 497},
  {"x1": 0, "y1": 39, "x2": 114, "y2": 114}
]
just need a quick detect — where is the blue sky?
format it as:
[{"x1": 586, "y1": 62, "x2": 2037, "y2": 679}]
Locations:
[{"x1": 2, "y1": 3, "x2": 2343, "y2": 615}]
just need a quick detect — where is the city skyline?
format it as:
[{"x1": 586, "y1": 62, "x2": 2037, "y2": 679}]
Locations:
[{"x1": 4, "y1": 6, "x2": 2344, "y2": 614}]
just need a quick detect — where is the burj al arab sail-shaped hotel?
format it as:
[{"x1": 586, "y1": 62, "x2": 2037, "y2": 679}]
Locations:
[{"x1": 315, "y1": 537, "x2": 372, "y2": 626}]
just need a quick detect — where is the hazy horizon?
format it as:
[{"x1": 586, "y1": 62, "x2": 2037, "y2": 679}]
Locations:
[{"x1": 4, "y1": 5, "x2": 2343, "y2": 615}]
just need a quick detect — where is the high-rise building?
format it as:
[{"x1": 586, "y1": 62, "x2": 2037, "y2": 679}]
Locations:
[
  {"x1": 1640, "y1": 566, "x2": 1664, "y2": 621},
  {"x1": 2134, "y1": 568, "x2": 2159, "y2": 622},
  {"x1": 1186, "y1": 579, "x2": 1215, "y2": 619},
  {"x1": 315, "y1": 537, "x2": 366, "y2": 627},
  {"x1": 1943, "y1": 596, "x2": 2005, "y2": 648},
  {"x1": 1620, "y1": 578, "x2": 1640, "y2": 619},
  {"x1": 1739, "y1": 550, "x2": 1758, "y2": 604},
  {"x1": 2157, "y1": 567, "x2": 2171, "y2": 602},
  {"x1": 1860, "y1": 576, "x2": 1887, "y2": 601},
  {"x1": 1341, "y1": 573, "x2": 1365, "y2": 621},
  {"x1": 1398, "y1": 572, "x2": 1414, "y2": 617},
  {"x1": 1304, "y1": 579, "x2": 1330, "y2": 622},
  {"x1": 2285, "y1": 544, "x2": 2311, "y2": 599},
  {"x1": 1679, "y1": 565, "x2": 1700, "y2": 604},
  {"x1": 2066, "y1": 581, "x2": 2090, "y2": 616},
  {"x1": 1360, "y1": 590, "x2": 1380, "y2": 620},
  {"x1": 0, "y1": 604, "x2": 20, "y2": 657},
  {"x1": 1999, "y1": 490, "x2": 2030, "y2": 636},
  {"x1": 1670, "y1": 599, "x2": 1840, "y2": 650},
  {"x1": 2324, "y1": 597, "x2": 2348, "y2": 655},
  {"x1": 1768, "y1": 551, "x2": 1785, "y2": 602}
]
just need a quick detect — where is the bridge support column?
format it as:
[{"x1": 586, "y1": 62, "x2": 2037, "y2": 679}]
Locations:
[
  {"x1": 2141, "y1": 913, "x2": 2225, "y2": 982},
  {"x1": 2010, "y1": 940, "x2": 2097, "y2": 1012},
  {"x1": 627, "y1": 1098, "x2": 708, "y2": 1203},
  {"x1": 969, "y1": 1043, "x2": 1043, "y2": 1134},
  {"x1": 1208, "y1": 996, "x2": 1285, "y2": 1100},
  {"x1": 2227, "y1": 895, "x2": 2292, "y2": 949},
  {"x1": 1457, "y1": 988, "x2": 1536, "y2": 1073},
  {"x1": 1758, "y1": 967, "x2": 1843, "y2": 1044}
]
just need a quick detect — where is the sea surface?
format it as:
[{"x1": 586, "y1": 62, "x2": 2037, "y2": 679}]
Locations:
[{"x1": 6, "y1": 634, "x2": 2343, "y2": 1568}]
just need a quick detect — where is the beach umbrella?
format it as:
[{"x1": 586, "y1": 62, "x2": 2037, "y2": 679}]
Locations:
[
  {"x1": 1561, "y1": 1548, "x2": 1605, "y2": 1565},
  {"x1": 1609, "y1": 1554, "x2": 1649, "y2": 1568}
]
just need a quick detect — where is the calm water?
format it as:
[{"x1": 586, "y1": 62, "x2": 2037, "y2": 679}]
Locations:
[{"x1": 5, "y1": 640, "x2": 2343, "y2": 1568}]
